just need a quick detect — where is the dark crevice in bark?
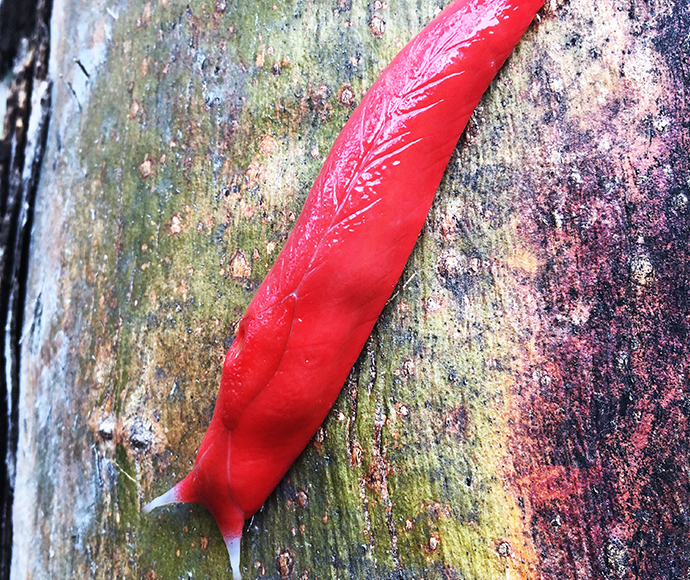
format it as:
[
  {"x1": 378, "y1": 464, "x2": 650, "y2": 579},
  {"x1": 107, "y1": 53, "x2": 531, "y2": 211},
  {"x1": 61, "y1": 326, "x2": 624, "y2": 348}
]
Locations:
[
  {"x1": 0, "y1": 0, "x2": 52, "y2": 577},
  {"x1": 0, "y1": 0, "x2": 41, "y2": 78}
]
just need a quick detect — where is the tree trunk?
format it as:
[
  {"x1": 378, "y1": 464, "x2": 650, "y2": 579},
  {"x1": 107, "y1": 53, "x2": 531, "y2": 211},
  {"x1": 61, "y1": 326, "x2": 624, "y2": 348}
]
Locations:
[{"x1": 6, "y1": 0, "x2": 690, "y2": 579}]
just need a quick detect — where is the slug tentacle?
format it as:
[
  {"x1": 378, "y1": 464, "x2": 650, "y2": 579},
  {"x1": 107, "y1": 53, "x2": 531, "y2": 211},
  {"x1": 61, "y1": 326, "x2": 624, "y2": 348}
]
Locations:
[
  {"x1": 145, "y1": 427, "x2": 246, "y2": 577},
  {"x1": 141, "y1": 486, "x2": 178, "y2": 514},
  {"x1": 225, "y1": 535, "x2": 242, "y2": 580}
]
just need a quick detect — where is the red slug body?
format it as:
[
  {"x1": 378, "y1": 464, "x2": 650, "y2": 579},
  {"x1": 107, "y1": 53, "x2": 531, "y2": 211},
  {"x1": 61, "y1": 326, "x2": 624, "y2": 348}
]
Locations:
[{"x1": 144, "y1": 0, "x2": 542, "y2": 577}]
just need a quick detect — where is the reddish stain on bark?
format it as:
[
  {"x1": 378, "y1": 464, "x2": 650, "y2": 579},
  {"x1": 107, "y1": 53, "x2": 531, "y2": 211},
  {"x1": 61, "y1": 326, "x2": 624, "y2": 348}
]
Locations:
[{"x1": 505, "y1": 3, "x2": 690, "y2": 578}]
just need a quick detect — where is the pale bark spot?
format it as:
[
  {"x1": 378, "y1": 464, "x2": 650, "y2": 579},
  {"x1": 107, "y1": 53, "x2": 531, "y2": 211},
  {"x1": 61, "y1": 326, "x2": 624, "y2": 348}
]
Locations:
[{"x1": 229, "y1": 250, "x2": 252, "y2": 280}]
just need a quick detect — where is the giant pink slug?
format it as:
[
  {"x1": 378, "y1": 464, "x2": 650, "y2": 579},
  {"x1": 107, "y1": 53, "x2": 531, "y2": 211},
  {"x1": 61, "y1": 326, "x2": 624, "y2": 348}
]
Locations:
[{"x1": 144, "y1": 0, "x2": 543, "y2": 577}]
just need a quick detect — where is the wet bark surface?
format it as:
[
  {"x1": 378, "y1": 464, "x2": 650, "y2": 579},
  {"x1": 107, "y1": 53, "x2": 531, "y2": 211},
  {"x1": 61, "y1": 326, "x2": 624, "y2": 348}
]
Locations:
[{"x1": 6, "y1": 0, "x2": 690, "y2": 579}]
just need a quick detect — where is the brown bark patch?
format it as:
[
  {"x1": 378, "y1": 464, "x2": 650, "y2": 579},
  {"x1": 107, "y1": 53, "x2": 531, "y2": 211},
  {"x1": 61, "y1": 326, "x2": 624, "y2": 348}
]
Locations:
[
  {"x1": 276, "y1": 548, "x2": 295, "y2": 578},
  {"x1": 229, "y1": 249, "x2": 251, "y2": 280}
]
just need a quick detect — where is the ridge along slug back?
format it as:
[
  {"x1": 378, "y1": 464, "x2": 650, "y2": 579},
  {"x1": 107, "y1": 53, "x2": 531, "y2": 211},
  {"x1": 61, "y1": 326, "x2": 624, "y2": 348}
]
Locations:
[{"x1": 144, "y1": 0, "x2": 543, "y2": 577}]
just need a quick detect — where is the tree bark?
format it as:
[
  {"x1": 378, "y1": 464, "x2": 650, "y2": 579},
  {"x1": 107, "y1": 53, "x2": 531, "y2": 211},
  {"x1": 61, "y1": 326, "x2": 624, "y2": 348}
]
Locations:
[{"x1": 8, "y1": 0, "x2": 690, "y2": 579}]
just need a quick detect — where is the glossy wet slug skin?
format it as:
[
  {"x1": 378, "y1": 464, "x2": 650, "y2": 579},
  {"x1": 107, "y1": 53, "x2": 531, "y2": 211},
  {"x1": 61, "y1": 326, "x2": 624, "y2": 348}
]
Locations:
[{"x1": 144, "y1": 0, "x2": 543, "y2": 577}]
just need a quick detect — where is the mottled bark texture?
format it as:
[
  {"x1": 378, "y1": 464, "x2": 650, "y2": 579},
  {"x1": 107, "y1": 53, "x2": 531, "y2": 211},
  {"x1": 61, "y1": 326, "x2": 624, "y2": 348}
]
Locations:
[{"x1": 9, "y1": 0, "x2": 690, "y2": 579}]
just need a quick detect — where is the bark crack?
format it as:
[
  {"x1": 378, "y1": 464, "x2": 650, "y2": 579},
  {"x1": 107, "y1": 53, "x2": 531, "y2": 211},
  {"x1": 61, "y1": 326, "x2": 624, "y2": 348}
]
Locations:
[{"x1": 0, "y1": 0, "x2": 52, "y2": 577}]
